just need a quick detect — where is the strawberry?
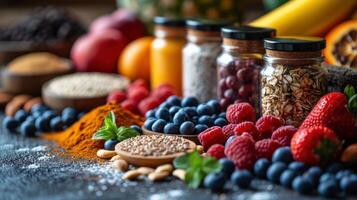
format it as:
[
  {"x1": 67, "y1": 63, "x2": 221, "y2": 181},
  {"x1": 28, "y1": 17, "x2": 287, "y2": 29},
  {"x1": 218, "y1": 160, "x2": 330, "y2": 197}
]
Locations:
[
  {"x1": 299, "y1": 86, "x2": 357, "y2": 140},
  {"x1": 291, "y1": 126, "x2": 341, "y2": 165}
]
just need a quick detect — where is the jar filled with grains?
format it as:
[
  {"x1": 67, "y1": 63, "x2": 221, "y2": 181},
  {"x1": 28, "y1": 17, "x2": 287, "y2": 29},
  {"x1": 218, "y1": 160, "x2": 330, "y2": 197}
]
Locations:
[
  {"x1": 151, "y1": 17, "x2": 186, "y2": 96},
  {"x1": 261, "y1": 37, "x2": 327, "y2": 126},
  {"x1": 217, "y1": 26, "x2": 276, "y2": 111},
  {"x1": 183, "y1": 19, "x2": 231, "y2": 102}
]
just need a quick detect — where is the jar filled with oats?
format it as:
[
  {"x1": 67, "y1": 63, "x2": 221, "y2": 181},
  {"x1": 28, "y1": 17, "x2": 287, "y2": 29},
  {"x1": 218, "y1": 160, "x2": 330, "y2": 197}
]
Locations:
[
  {"x1": 261, "y1": 37, "x2": 327, "y2": 126},
  {"x1": 183, "y1": 19, "x2": 231, "y2": 102},
  {"x1": 217, "y1": 26, "x2": 276, "y2": 111}
]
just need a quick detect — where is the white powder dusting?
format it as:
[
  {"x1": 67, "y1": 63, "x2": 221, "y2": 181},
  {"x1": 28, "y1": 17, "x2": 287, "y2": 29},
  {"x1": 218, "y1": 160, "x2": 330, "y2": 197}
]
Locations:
[
  {"x1": 26, "y1": 164, "x2": 40, "y2": 169},
  {"x1": 0, "y1": 144, "x2": 14, "y2": 150}
]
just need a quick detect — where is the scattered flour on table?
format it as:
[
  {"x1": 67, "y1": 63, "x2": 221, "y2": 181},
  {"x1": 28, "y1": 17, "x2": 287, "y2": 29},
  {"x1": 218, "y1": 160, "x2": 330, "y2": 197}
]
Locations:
[
  {"x1": 149, "y1": 190, "x2": 185, "y2": 200},
  {"x1": 16, "y1": 145, "x2": 49, "y2": 152},
  {"x1": 26, "y1": 164, "x2": 40, "y2": 169},
  {"x1": 0, "y1": 144, "x2": 14, "y2": 150}
]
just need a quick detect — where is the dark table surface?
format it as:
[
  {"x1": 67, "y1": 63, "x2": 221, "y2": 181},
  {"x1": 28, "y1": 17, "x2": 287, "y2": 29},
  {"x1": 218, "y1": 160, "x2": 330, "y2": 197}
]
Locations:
[{"x1": 0, "y1": 122, "x2": 352, "y2": 200}]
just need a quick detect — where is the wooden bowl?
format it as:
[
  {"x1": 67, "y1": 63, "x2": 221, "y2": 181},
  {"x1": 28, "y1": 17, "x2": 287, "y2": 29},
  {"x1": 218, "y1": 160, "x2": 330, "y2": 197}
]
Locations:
[
  {"x1": 142, "y1": 127, "x2": 200, "y2": 144},
  {"x1": 115, "y1": 139, "x2": 196, "y2": 167},
  {"x1": 1, "y1": 59, "x2": 73, "y2": 96}
]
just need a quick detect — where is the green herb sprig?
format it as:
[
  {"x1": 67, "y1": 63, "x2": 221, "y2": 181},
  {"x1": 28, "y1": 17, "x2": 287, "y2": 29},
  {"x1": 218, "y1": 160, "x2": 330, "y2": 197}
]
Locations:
[
  {"x1": 173, "y1": 151, "x2": 222, "y2": 189},
  {"x1": 92, "y1": 111, "x2": 139, "y2": 141}
]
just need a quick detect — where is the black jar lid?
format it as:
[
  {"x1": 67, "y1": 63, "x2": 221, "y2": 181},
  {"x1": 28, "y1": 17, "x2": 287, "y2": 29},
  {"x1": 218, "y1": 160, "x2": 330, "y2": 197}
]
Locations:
[
  {"x1": 186, "y1": 19, "x2": 233, "y2": 32},
  {"x1": 221, "y1": 25, "x2": 276, "y2": 40},
  {"x1": 153, "y1": 16, "x2": 186, "y2": 27},
  {"x1": 264, "y1": 37, "x2": 326, "y2": 52}
]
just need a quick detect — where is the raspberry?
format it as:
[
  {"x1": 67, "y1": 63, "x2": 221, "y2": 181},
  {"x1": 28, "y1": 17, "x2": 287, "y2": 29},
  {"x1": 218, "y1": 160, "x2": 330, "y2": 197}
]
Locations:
[
  {"x1": 225, "y1": 135, "x2": 256, "y2": 170},
  {"x1": 234, "y1": 121, "x2": 260, "y2": 141},
  {"x1": 152, "y1": 84, "x2": 176, "y2": 102},
  {"x1": 207, "y1": 144, "x2": 226, "y2": 159},
  {"x1": 222, "y1": 124, "x2": 238, "y2": 140},
  {"x1": 226, "y1": 103, "x2": 256, "y2": 124},
  {"x1": 255, "y1": 139, "x2": 282, "y2": 160},
  {"x1": 128, "y1": 79, "x2": 149, "y2": 90},
  {"x1": 138, "y1": 97, "x2": 160, "y2": 115},
  {"x1": 198, "y1": 126, "x2": 226, "y2": 150},
  {"x1": 127, "y1": 86, "x2": 150, "y2": 103},
  {"x1": 271, "y1": 125, "x2": 297, "y2": 146},
  {"x1": 241, "y1": 132, "x2": 255, "y2": 142},
  {"x1": 107, "y1": 91, "x2": 126, "y2": 103},
  {"x1": 256, "y1": 115, "x2": 283, "y2": 138},
  {"x1": 121, "y1": 99, "x2": 137, "y2": 113}
]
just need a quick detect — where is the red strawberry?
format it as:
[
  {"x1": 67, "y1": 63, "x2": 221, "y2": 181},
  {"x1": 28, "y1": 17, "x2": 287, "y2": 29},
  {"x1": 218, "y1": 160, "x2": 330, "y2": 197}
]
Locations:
[
  {"x1": 234, "y1": 121, "x2": 260, "y2": 141},
  {"x1": 271, "y1": 125, "x2": 297, "y2": 146},
  {"x1": 291, "y1": 126, "x2": 341, "y2": 165},
  {"x1": 198, "y1": 126, "x2": 226, "y2": 150},
  {"x1": 256, "y1": 115, "x2": 283, "y2": 139},
  {"x1": 225, "y1": 135, "x2": 256, "y2": 170},
  {"x1": 207, "y1": 144, "x2": 226, "y2": 159},
  {"x1": 222, "y1": 124, "x2": 238, "y2": 140},
  {"x1": 299, "y1": 90, "x2": 357, "y2": 140},
  {"x1": 226, "y1": 103, "x2": 256, "y2": 124},
  {"x1": 255, "y1": 139, "x2": 282, "y2": 159}
]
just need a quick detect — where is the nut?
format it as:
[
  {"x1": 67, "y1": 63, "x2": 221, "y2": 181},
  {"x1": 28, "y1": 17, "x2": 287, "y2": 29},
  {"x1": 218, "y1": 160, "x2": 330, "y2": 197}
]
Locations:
[
  {"x1": 111, "y1": 159, "x2": 128, "y2": 172},
  {"x1": 155, "y1": 164, "x2": 173, "y2": 174},
  {"x1": 137, "y1": 167, "x2": 154, "y2": 175},
  {"x1": 122, "y1": 170, "x2": 141, "y2": 180},
  {"x1": 196, "y1": 145, "x2": 204, "y2": 154},
  {"x1": 96, "y1": 149, "x2": 117, "y2": 159},
  {"x1": 110, "y1": 155, "x2": 123, "y2": 161},
  {"x1": 341, "y1": 143, "x2": 357, "y2": 164},
  {"x1": 148, "y1": 171, "x2": 170, "y2": 182},
  {"x1": 172, "y1": 169, "x2": 186, "y2": 181},
  {"x1": 5, "y1": 95, "x2": 32, "y2": 116},
  {"x1": 201, "y1": 153, "x2": 208, "y2": 157}
]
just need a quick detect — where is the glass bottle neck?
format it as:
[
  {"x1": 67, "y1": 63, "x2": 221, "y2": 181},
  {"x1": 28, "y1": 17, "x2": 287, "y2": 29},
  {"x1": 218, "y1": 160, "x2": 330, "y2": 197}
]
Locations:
[{"x1": 154, "y1": 25, "x2": 186, "y2": 39}]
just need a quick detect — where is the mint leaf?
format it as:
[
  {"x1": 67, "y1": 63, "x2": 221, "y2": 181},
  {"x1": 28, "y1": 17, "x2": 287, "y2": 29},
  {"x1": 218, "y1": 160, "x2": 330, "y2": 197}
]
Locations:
[
  {"x1": 202, "y1": 157, "x2": 222, "y2": 174},
  {"x1": 188, "y1": 151, "x2": 202, "y2": 168},
  {"x1": 104, "y1": 111, "x2": 117, "y2": 133},
  {"x1": 185, "y1": 168, "x2": 205, "y2": 189},
  {"x1": 344, "y1": 85, "x2": 355, "y2": 99},
  {"x1": 173, "y1": 153, "x2": 190, "y2": 169},
  {"x1": 93, "y1": 111, "x2": 118, "y2": 141},
  {"x1": 116, "y1": 126, "x2": 139, "y2": 142},
  {"x1": 92, "y1": 129, "x2": 116, "y2": 140}
]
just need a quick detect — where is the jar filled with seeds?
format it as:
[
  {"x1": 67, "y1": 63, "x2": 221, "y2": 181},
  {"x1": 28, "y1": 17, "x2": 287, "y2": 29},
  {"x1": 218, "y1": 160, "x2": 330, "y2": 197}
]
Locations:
[
  {"x1": 261, "y1": 37, "x2": 327, "y2": 126},
  {"x1": 217, "y1": 26, "x2": 276, "y2": 111},
  {"x1": 183, "y1": 19, "x2": 231, "y2": 102}
]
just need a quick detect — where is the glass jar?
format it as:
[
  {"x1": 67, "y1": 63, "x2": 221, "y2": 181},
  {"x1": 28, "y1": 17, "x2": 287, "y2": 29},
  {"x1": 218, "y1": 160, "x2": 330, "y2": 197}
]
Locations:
[
  {"x1": 261, "y1": 37, "x2": 327, "y2": 126},
  {"x1": 183, "y1": 19, "x2": 231, "y2": 102},
  {"x1": 151, "y1": 17, "x2": 186, "y2": 96},
  {"x1": 217, "y1": 26, "x2": 276, "y2": 111}
]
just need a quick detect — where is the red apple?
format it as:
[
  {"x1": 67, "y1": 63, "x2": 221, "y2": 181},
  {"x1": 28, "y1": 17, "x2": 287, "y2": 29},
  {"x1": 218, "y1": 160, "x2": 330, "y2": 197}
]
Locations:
[{"x1": 71, "y1": 29, "x2": 128, "y2": 73}]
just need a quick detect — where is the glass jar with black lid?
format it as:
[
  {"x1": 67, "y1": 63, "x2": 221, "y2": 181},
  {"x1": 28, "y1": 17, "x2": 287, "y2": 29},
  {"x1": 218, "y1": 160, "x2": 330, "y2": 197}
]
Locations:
[
  {"x1": 217, "y1": 25, "x2": 276, "y2": 111},
  {"x1": 183, "y1": 19, "x2": 231, "y2": 102},
  {"x1": 261, "y1": 37, "x2": 327, "y2": 126}
]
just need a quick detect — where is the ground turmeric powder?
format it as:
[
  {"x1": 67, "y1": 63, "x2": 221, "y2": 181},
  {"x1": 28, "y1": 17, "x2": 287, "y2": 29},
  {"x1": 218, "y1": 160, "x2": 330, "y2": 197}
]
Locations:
[{"x1": 43, "y1": 103, "x2": 144, "y2": 160}]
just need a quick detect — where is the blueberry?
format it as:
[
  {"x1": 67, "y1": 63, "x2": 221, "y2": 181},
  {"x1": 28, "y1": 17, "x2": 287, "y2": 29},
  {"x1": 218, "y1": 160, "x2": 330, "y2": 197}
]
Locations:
[
  {"x1": 207, "y1": 99, "x2": 220, "y2": 114},
  {"x1": 62, "y1": 107, "x2": 77, "y2": 117},
  {"x1": 169, "y1": 106, "x2": 181, "y2": 116},
  {"x1": 173, "y1": 111, "x2": 187, "y2": 125},
  {"x1": 325, "y1": 162, "x2": 344, "y2": 174},
  {"x1": 254, "y1": 158, "x2": 271, "y2": 179},
  {"x1": 292, "y1": 176, "x2": 313, "y2": 194},
  {"x1": 318, "y1": 181, "x2": 339, "y2": 198},
  {"x1": 14, "y1": 110, "x2": 28, "y2": 122},
  {"x1": 163, "y1": 123, "x2": 179, "y2": 134},
  {"x1": 151, "y1": 119, "x2": 166, "y2": 132},
  {"x1": 214, "y1": 118, "x2": 227, "y2": 127},
  {"x1": 272, "y1": 147, "x2": 293, "y2": 164},
  {"x1": 31, "y1": 104, "x2": 48, "y2": 113},
  {"x1": 130, "y1": 125, "x2": 142, "y2": 134},
  {"x1": 288, "y1": 161, "x2": 307, "y2": 173},
  {"x1": 155, "y1": 108, "x2": 170, "y2": 121},
  {"x1": 62, "y1": 114, "x2": 76, "y2": 126},
  {"x1": 20, "y1": 122, "x2": 36, "y2": 137},
  {"x1": 267, "y1": 162, "x2": 287, "y2": 183},
  {"x1": 231, "y1": 170, "x2": 253, "y2": 188},
  {"x1": 183, "y1": 107, "x2": 198, "y2": 117},
  {"x1": 203, "y1": 172, "x2": 226, "y2": 191},
  {"x1": 77, "y1": 112, "x2": 86, "y2": 119},
  {"x1": 225, "y1": 135, "x2": 237, "y2": 148},
  {"x1": 2, "y1": 117, "x2": 18, "y2": 131},
  {"x1": 166, "y1": 95, "x2": 181, "y2": 106},
  {"x1": 25, "y1": 116, "x2": 36, "y2": 124},
  {"x1": 179, "y1": 121, "x2": 195, "y2": 135},
  {"x1": 336, "y1": 170, "x2": 352, "y2": 181},
  {"x1": 195, "y1": 124, "x2": 208, "y2": 134},
  {"x1": 305, "y1": 166, "x2": 322, "y2": 186},
  {"x1": 145, "y1": 110, "x2": 156, "y2": 118},
  {"x1": 219, "y1": 159, "x2": 235, "y2": 178},
  {"x1": 32, "y1": 111, "x2": 42, "y2": 118},
  {"x1": 340, "y1": 176, "x2": 357, "y2": 195},
  {"x1": 42, "y1": 110, "x2": 57, "y2": 120},
  {"x1": 159, "y1": 102, "x2": 172, "y2": 109},
  {"x1": 198, "y1": 115, "x2": 212, "y2": 126},
  {"x1": 35, "y1": 117, "x2": 50, "y2": 132},
  {"x1": 104, "y1": 139, "x2": 119, "y2": 150},
  {"x1": 280, "y1": 169, "x2": 298, "y2": 187},
  {"x1": 196, "y1": 104, "x2": 213, "y2": 116},
  {"x1": 181, "y1": 97, "x2": 199, "y2": 107},
  {"x1": 144, "y1": 119, "x2": 156, "y2": 130},
  {"x1": 218, "y1": 112, "x2": 226, "y2": 118},
  {"x1": 191, "y1": 116, "x2": 199, "y2": 124},
  {"x1": 50, "y1": 116, "x2": 64, "y2": 131},
  {"x1": 319, "y1": 173, "x2": 336, "y2": 183}
]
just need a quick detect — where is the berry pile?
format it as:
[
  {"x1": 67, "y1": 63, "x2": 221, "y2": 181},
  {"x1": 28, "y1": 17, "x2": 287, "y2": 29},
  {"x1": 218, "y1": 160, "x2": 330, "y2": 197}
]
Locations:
[
  {"x1": 107, "y1": 79, "x2": 176, "y2": 116},
  {"x1": 3, "y1": 104, "x2": 83, "y2": 137},
  {"x1": 144, "y1": 97, "x2": 227, "y2": 135}
]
